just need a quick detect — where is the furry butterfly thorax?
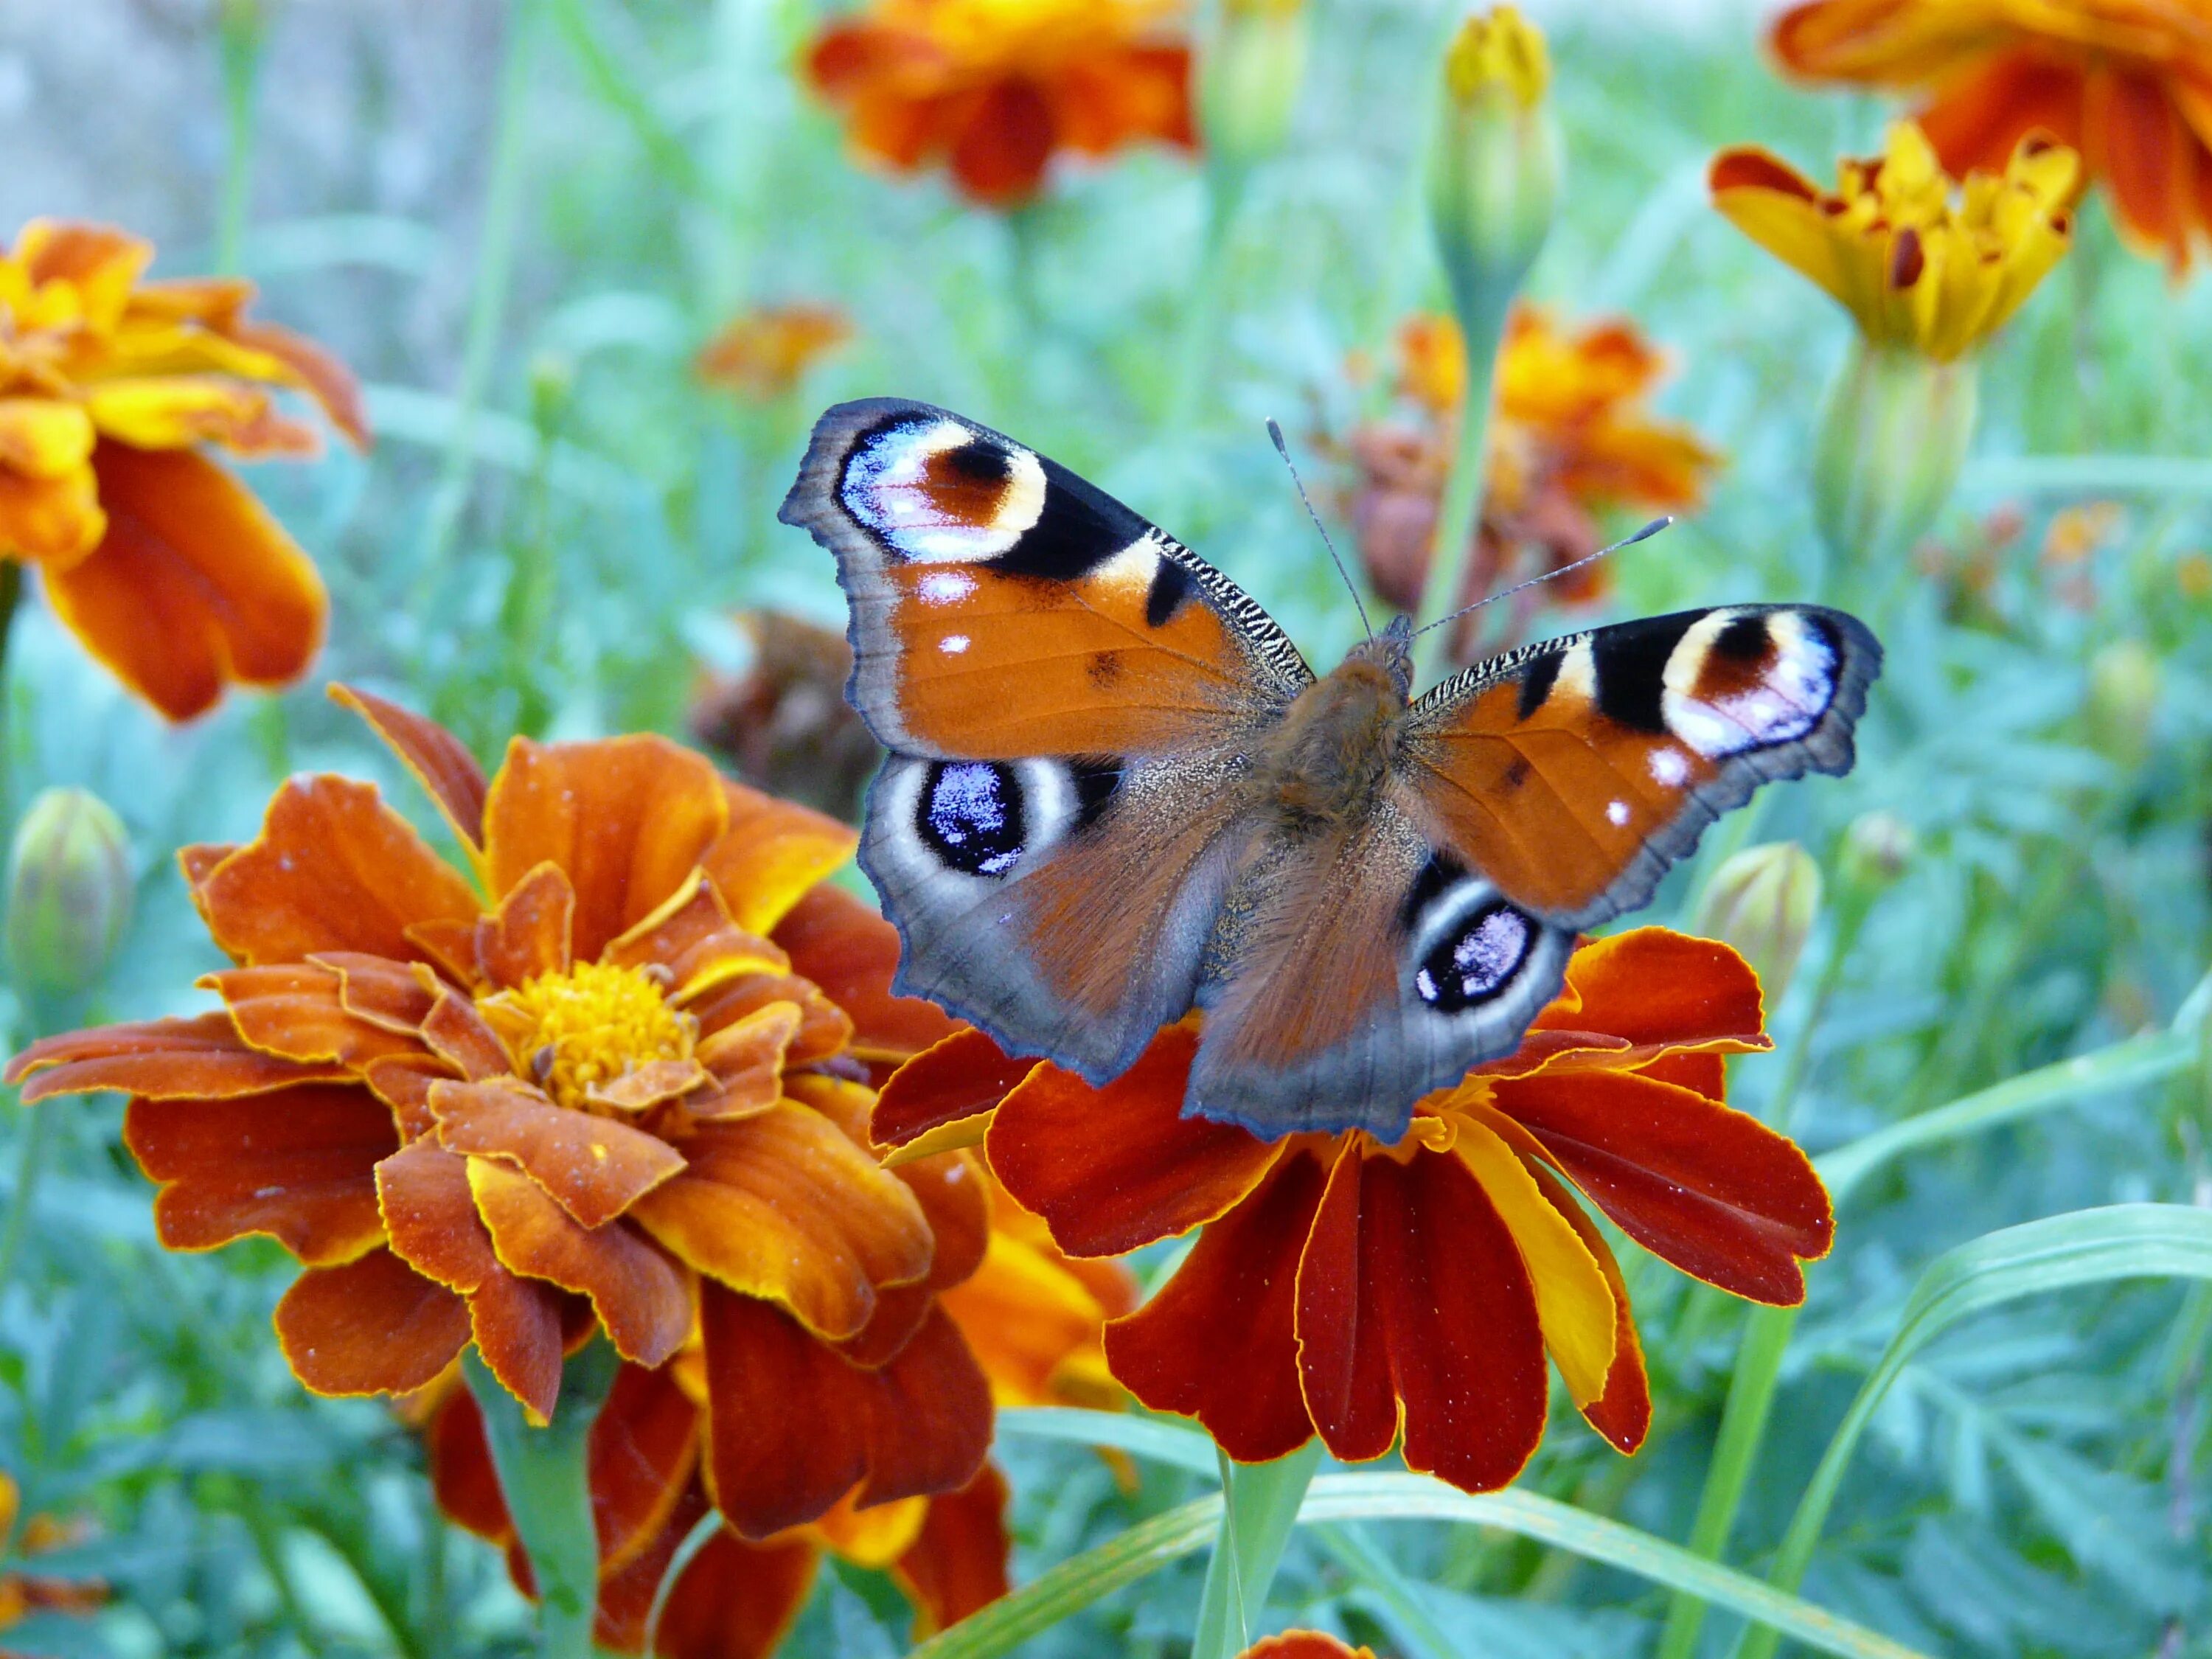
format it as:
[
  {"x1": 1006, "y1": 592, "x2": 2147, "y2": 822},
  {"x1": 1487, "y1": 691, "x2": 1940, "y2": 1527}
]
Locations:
[{"x1": 781, "y1": 398, "x2": 1882, "y2": 1141}]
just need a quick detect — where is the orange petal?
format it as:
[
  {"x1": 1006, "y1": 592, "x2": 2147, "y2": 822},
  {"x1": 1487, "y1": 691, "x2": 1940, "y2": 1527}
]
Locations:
[
  {"x1": 0, "y1": 459, "x2": 104, "y2": 566},
  {"x1": 988, "y1": 1023, "x2": 1279, "y2": 1258},
  {"x1": 1493, "y1": 1067, "x2": 1834, "y2": 1305},
  {"x1": 225, "y1": 316, "x2": 372, "y2": 448},
  {"x1": 588, "y1": 1058, "x2": 712, "y2": 1114},
  {"x1": 873, "y1": 1026, "x2": 1039, "y2": 1152},
  {"x1": 315, "y1": 951, "x2": 441, "y2": 1034},
  {"x1": 44, "y1": 443, "x2": 325, "y2": 721},
  {"x1": 431, "y1": 1079, "x2": 684, "y2": 1228},
  {"x1": 468, "y1": 1159, "x2": 692, "y2": 1367},
  {"x1": 897, "y1": 1147, "x2": 990, "y2": 1297},
  {"x1": 482, "y1": 734, "x2": 730, "y2": 963},
  {"x1": 420, "y1": 989, "x2": 511, "y2": 1081},
  {"x1": 703, "y1": 780, "x2": 858, "y2": 938},
  {"x1": 378, "y1": 1139, "x2": 498, "y2": 1290},
  {"x1": 1528, "y1": 1158, "x2": 1650, "y2": 1453},
  {"x1": 365, "y1": 1052, "x2": 456, "y2": 1141},
  {"x1": 688, "y1": 1003, "x2": 801, "y2": 1119},
  {"x1": 471, "y1": 860, "x2": 575, "y2": 989},
  {"x1": 2087, "y1": 63, "x2": 2196, "y2": 266},
  {"x1": 948, "y1": 80, "x2": 1055, "y2": 207},
  {"x1": 1240, "y1": 1635, "x2": 1374, "y2": 1659},
  {"x1": 1538, "y1": 928, "x2": 1769, "y2": 1052},
  {"x1": 627, "y1": 1104, "x2": 931, "y2": 1340},
  {"x1": 191, "y1": 774, "x2": 479, "y2": 967},
  {"x1": 468, "y1": 1265, "x2": 568, "y2": 1427},
  {"x1": 274, "y1": 1248, "x2": 470, "y2": 1397},
  {"x1": 204, "y1": 963, "x2": 422, "y2": 1067},
  {"x1": 1294, "y1": 1141, "x2": 1397, "y2": 1461},
  {"x1": 772, "y1": 883, "x2": 956, "y2": 1070},
  {"x1": 425, "y1": 1388, "x2": 512, "y2": 1543},
  {"x1": 939, "y1": 1223, "x2": 1121, "y2": 1408},
  {"x1": 1105, "y1": 1150, "x2": 1322, "y2": 1465},
  {"x1": 608, "y1": 872, "x2": 786, "y2": 1001},
  {"x1": 598, "y1": 1485, "x2": 818, "y2": 1659},
  {"x1": 894, "y1": 1463, "x2": 1012, "y2": 1638},
  {"x1": 330, "y1": 684, "x2": 488, "y2": 855},
  {"x1": 82, "y1": 375, "x2": 316, "y2": 457},
  {"x1": 7, "y1": 1012, "x2": 347, "y2": 1102},
  {"x1": 591, "y1": 1363, "x2": 701, "y2": 1574},
  {"x1": 126, "y1": 1085, "x2": 397, "y2": 1263},
  {"x1": 682, "y1": 966, "x2": 852, "y2": 1073},
  {"x1": 0, "y1": 397, "x2": 94, "y2": 479}
]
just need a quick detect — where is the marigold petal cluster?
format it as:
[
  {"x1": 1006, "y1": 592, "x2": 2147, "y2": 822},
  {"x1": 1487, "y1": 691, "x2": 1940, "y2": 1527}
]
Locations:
[
  {"x1": 877, "y1": 930, "x2": 1832, "y2": 1493},
  {"x1": 693, "y1": 303, "x2": 853, "y2": 402},
  {"x1": 1711, "y1": 121, "x2": 2078, "y2": 360},
  {"x1": 801, "y1": 0, "x2": 1197, "y2": 208},
  {"x1": 1769, "y1": 0, "x2": 2212, "y2": 270},
  {"x1": 4, "y1": 688, "x2": 997, "y2": 1548},
  {"x1": 0, "y1": 219, "x2": 366, "y2": 719},
  {"x1": 1343, "y1": 304, "x2": 1719, "y2": 633}
]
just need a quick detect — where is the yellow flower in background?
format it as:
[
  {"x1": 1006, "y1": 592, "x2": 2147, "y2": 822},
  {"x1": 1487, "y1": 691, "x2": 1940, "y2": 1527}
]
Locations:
[
  {"x1": 1443, "y1": 1, "x2": 1548, "y2": 108},
  {"x1": 1426, "y1": 4, "x2": 1560, "y2": 330},
  {"x1": 0, "y1": 219, "x2": 366, "y2": 720},
  {"x1": 694, "y1": 302, "x2": 854, "y2": 402},
  {"x1": 1709, "y1": 122, "x2": 2078, "y2": 361}
]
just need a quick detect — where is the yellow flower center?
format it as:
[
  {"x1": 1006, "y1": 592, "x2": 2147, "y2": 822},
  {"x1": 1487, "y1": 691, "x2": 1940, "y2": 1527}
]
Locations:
[{"x1": 489, "y1": 960, "x2": 696, "y2": 1115}]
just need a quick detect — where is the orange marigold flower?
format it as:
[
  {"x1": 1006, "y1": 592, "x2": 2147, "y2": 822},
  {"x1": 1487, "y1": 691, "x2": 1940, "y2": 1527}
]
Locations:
[
  {"x1": 1343, "y1": 305, "x2": 1718, "y2": 647},
  {"x1": 693, "y1": 303, "x2": 853, "y2": 402},
  {"x1": 1240, "y1": 1636, "x2": 1375, "y2": 1659},
  {"x1": 1711, "y1": 122, "x2": 2078, "y2": 361},
  {"x1": 0, "y1": 1471, "x2": 107, "y2": 1632},
  {"x1": 417, "y1": 1166, "x2": 1130, "y2": 1656},
  {"x1": 0, "y1": 218, "x2": 366, "y2": 720},
  {"x1": 802, "y1": 0, "x2": 1197, "y2": 209},
  {"x1": 4, "y1": 688, "x2": 992, "y2": 1541},
  {"x1": 883, "y1": 931, "x2": 1832, "y2": 1492},
  {"x1": 1769, "y1": 0, "x2": 2212, "y2": 270}
]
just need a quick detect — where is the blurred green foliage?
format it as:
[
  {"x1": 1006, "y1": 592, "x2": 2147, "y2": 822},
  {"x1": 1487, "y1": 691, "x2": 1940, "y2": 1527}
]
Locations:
[{"x1": 2, "y1": 1, "x2": 2211, "y2": 1655}]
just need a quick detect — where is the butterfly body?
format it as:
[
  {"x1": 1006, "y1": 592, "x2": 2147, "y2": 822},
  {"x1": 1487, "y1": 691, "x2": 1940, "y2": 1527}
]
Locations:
[{"x1": 782, "y1": 398, "x2": 1882, "y2": 1141}]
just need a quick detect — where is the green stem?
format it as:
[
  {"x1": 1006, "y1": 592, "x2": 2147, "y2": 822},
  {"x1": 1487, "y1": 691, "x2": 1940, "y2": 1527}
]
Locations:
[
  {"x1": 0, "y1": 1089, "x2": 56, "y2": 1313},
  {"x1": 1166, "y1": 164, "x2": 1248, "y2": 438},
  {"x1": 1191, "y1": 1441, "x2": 1323, "y2": 1659},
  {"x1": 216, "y1": 0, "x2": 265, "y2": 274},
  {"x1": 1655, "y1": 1302, "x2": 1802, "y2": 1659},
  {"x1": 463, "y1": 1339, "x2": 619, "y2": 1657},
  {"x1": 0, "y1": 558, "x2": 21, "y2": 838},
  {"x1": 415, "y1": 0, "x2": 545, "y2": 600},
  {"x1": 1411, "y1": 294, "x2": 1510, "y2": 689}
]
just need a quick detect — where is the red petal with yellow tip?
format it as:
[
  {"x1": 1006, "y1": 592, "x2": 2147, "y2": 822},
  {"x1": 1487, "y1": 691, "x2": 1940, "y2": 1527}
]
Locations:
[
  {"x1": 206, "y1": 964, "x2": 422, "y2": 1067},
  {"x1": 703, "y1": 779, "x2": 859, "y2": 937},
  {"x1": 873, "y1": 1026, "x2": 1037, "y2": 1151},
  {"x1": 274, "y1": 1248, "x2": 470, "y2": 1397},
  {"x1": 125, "y1": 1085, "x2": 396, "y2": 1264},
  {"x1": 988, "y1": 1024, "x2": 1278, "y2": 1258},
  {"x1": 1104, "y1": 1149, "x2": 1322, "y2": 1465},
  {"x1": 476, "y1": 863, "x2": 574, "y2": 990},
  {"x1": 330, "y1": 684, "x2": 488, "y2": 853},
  {"x1": 895, "y1": 1463, "x2": 1012, "y2": 1638},
  {"x1": 7, "y1": 1012, "x2": 346, "y2": 1102}
]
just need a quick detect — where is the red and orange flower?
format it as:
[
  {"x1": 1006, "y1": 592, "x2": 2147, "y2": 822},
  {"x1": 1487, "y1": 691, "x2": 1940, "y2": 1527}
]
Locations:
[
  {"x1": 802, "y1": 0, "x2": 1197, "y2": 208},
  {"x1": 0, "y1": 219, "x2": 366, "y2": 719},
  {"x1": 693, "y1": 304, "x2": 853, "y2": 403},
  {"x1": 1343, "y1": 306, "x2": 1718, "y2": 655},
  {"x1": 879, "y1": 930, "x2": 1831, "y2": 1492},
  {"x1": 5, "y1": 689, "x2": 993, "y2": 1544},
  {"x1": 417, "y1": 1168, "x2": 1133, "y2": 1658},
  {"x1": 1769, "y1": 0, "x2": 2212, "y2": 270},
  {"x1": 0, "y1": 1472, "x2": 106, "y2": 1636}
]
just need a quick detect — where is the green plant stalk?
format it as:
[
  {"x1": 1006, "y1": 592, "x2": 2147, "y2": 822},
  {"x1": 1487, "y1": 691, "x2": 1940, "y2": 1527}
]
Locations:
[
  {"x1": 1191, "y1": 1441, "x2": 1323, "y2": 1659},
  {"x1": 0, "y1": 1091, "x2": 55, "y2": 1331},
  {"x1": 1739, "y1": 1203, "x2": 2212, "y2": 1659},
  {"x1": 1411, "y1": 293, "x2": 1510, "y2": 689},
  {"x1": 464, "y1": 1339, "x2": 619, "y2": 1658},
  {"x1": 551, "y1": 0, "x2": 708, "y2": 201},
  {"x1": 416, "y1": 0, "x2": 546, "y2": 598},
  {"x1": 215, "y1": 0, "x2": 265, "y2": 274},
  {"x1": 1166, "y1": 163, "x2": 1249, "y2": 439}
]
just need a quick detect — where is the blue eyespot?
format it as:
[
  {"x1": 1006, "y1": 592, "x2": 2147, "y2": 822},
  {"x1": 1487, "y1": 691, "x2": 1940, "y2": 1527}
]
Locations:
[{"x1": 919, "y1": 761, "x2": 1025, "y2": 877}]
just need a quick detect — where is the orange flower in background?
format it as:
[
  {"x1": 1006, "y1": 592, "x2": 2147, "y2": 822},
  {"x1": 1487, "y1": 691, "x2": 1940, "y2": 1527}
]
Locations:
[
  {"x1": 1343, "y1": 305, "x2": 1718, "y2": 653},
  {"x1": 1240, "y1": 1636, "x2": 1376, "y2": 1659},
  {"x1": 0, "y1": 1472, "x2": 107, "y2": 1634},
  {"x1": 1711, "y1": 122, "x2": 2077, "y2": 360},
  {"x1": 694, "y1": 304, "x2": 853, "y2": 402},
  {"x1": 803, "y1": 0, "x2": 1197, "y2": 208},
  {"x1": 5, "y1": 689, "x2": 992, "y2": 1545},
  {"x1": 416, "y1": 1168, "x2": 1133, "y2": 1657},
  {"x1": 1770, "y1": 0, "x2": 2212, "y2": 270},
  {"x1": 0, "y1": 218, "x2": 366, "y2": 720},
  {"x1": 882, "y1": 931, "x2": 1832, "y2": 1492}
]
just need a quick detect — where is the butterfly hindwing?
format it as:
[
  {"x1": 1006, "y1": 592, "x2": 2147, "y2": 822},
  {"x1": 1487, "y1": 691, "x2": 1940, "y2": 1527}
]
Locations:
[
  {"x1": 1402, "y1": 605, "x2": 1881, "y2": 928},
  {"x1": 779, "y1": 397, "x2": 1311, "y2": 760}
]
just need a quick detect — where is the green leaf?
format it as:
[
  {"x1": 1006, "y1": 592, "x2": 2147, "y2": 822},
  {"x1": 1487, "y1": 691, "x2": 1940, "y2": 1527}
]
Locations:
[
  {"x1": 947, "y1": 1412, "x2": 1935, "y2": 1659},
  {"x1": 1740, "y1": 1203, "x2": 2212, "y2": 1659}
]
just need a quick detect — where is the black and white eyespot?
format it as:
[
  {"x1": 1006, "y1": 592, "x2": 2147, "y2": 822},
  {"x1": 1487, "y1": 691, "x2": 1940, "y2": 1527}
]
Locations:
[
  {"x1": 1400, "y1": 854, "x2": 1568, "y2": 1028},
  {"x1": 1660, "y1": 608, "x2": 1840, "y2": 759},
  {"x1": 840, "y1": 414, "x2": 1048, "y2": 563},
  {"x1": 867, "y1": 753, "x2": 1126, "y2": 891}
]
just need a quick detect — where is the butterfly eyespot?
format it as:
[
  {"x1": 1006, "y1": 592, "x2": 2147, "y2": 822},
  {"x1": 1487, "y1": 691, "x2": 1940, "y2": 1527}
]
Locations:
[
  {"x1": 1413, "y1": 901, "x2": 1533, "y2": 1012},
  {"x1": 919, "y1": 760, "x2": 1026, "y2": 877}
]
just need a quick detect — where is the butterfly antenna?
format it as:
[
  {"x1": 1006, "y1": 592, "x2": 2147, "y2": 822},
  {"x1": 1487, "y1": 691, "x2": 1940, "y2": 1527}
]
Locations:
[
  {"x1": 1267, "y1": 417, "x2": 1373, "y2": 642},
  {"x1": 1410, "y1": 516, "x2": 1674, "y2": 641}
]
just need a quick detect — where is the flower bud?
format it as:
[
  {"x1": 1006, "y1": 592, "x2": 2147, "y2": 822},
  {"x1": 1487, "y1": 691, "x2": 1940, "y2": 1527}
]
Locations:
[
  {"x1": 1811, "y1": 341, "x2": 1978, "y2": 570},
  {"x1": 1692, "y1": 841, "x2": 1821, "y2": 1004},
  {"x1": 1198, "y1": 0, "x2": 1308, "y2": 175},
  {"x1": 1425, "y1": 6, "x2": 1560, "y2": 338},
  {"x1": 6, "y1": 787, "x2": 132, "y2": 1001},
  {"x1": 2084, "y1": 639, "x2": 2159, "y2": 774},
  {"x1": 1839, "y1": 811, "x2": 1915, "y2": 891}
]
